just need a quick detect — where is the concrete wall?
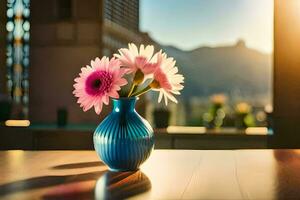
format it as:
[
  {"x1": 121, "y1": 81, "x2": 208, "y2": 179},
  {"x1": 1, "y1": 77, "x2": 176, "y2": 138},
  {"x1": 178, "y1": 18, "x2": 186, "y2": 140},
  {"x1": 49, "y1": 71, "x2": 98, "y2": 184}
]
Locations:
[
  {"x1": 29, "y1": 46, "x2": 105, "y2": 124},
  {"x1": 29, "y1": 0, "x2": 105, "y2": 124},
  {"x1": 29, "y1": 20, "x2": 104, "y2": 124}
]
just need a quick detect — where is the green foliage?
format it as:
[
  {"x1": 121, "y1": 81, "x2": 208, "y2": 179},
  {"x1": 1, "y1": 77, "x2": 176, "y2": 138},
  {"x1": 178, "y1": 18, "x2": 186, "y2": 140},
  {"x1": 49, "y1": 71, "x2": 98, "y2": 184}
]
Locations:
[{"x1": 244, "y1": 114, "x2": 256, "y2": 127}]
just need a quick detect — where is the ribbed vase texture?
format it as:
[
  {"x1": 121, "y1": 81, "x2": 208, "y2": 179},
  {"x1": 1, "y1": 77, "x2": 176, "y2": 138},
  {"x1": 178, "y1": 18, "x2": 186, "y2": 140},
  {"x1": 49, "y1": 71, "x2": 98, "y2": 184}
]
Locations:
[{"x1": 94, "y1": 97, "x2": 154, "y2": 171}]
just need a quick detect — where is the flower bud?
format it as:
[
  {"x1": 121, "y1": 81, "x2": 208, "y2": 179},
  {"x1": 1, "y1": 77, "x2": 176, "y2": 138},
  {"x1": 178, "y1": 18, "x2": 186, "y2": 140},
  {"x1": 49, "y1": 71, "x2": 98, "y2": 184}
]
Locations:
[
  {"x1": 150, "y1": 80, "x2": 160, "y2": 89},
  {"x1": 133, "y1": 69, "x2": 144, "y2": 85}
]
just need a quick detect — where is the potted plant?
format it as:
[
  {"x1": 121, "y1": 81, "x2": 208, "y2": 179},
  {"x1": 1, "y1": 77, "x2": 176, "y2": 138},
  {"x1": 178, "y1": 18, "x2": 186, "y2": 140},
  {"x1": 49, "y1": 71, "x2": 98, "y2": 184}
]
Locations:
[
  {"x1": 203, "y1": 94, "x2": 227, "y2": 129},
  {"x1": 73, "y1": 43, "x2": 184, "y2": 171},
  {"x1": 234, "y1": 102, "x2": 255, "y2": 129}
]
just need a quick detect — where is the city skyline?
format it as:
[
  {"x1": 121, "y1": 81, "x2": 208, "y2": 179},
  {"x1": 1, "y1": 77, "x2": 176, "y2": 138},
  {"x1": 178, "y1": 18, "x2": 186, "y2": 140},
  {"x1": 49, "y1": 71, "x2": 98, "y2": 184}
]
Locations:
[{"x1": 140, "y1": 0, "x2": 273, "y2": 54}]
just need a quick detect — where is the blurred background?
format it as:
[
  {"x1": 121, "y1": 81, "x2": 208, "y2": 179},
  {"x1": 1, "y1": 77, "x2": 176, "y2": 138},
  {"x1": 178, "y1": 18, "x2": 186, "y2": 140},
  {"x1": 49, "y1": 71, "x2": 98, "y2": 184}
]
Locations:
[{"x1": 0, "y1": 0, "x2": 299, "y2": 149}]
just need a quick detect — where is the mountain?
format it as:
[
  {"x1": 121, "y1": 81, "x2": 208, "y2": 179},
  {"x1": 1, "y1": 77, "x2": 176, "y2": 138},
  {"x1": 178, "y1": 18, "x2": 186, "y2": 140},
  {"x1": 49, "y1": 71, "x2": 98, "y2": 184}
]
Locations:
[{"x1": 160, "y1": 41, "x2": 272, "y2": 103}]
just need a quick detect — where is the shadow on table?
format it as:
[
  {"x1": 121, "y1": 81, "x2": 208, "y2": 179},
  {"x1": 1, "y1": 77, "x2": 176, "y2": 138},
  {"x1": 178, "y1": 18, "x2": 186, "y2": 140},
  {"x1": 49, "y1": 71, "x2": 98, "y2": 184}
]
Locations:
[
  {"x1": 51, "y1": 161, "x2": 104, "y2": 169},
  {"x1": 0, "y1": 171, "x2": 105, "y2": 197},
  {"x1": 94, "y1": 170, "x2": 151, "y2": 199},
  {"x1": 0, "y1": 169, "x2": 151, "y2": 199}
]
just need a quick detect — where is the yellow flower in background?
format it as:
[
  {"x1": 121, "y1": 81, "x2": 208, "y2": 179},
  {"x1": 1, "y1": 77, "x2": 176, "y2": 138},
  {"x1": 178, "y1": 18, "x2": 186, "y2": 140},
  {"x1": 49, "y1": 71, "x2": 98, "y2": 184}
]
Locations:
[
  {"x1": 210, "y1": 94, "x2": 227, "y2": 105},
  {"x1": 235, "y1": 102, "x2": 252, "y2": 114}
]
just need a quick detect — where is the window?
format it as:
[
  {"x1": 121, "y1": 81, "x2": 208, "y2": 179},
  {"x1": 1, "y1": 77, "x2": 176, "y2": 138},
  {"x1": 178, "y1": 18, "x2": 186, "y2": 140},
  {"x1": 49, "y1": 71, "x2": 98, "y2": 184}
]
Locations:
[
  {"x1": 6, "y1": 0, "x2": 30, "y2": 119},
  {"x1": 141, "y1": 0, "x2": 273, "y2": 131}
]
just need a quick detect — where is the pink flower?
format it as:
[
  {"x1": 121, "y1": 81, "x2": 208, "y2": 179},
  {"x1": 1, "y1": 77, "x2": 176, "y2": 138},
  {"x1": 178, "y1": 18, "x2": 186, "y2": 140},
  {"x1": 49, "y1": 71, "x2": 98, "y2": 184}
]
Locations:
[
  {"x1": 150, "y1": 52, "x2": 184, "y2": 105},
  {"x1": 114, "y1": 43, "x2": 158, "y2": 83},
  {"x1": 73, "y1": 57, "x2": 127, "y2": 114}
]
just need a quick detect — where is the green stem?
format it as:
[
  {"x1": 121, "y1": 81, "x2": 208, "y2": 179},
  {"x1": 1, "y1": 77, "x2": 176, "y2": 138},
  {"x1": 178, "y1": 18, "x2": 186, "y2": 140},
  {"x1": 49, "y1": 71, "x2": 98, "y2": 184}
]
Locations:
[
  {"x1": 131, "y1": 85, "x2": 152, "y2": 97},
  {"x1": 127, "y1": 83, "x2": 136, "y2": 97}
]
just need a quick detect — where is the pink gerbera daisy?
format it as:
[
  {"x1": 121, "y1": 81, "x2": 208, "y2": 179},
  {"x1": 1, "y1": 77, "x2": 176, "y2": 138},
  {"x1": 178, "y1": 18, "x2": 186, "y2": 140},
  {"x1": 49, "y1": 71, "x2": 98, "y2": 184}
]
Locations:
[
  {"x1": 73, "y1": 57, "x2": 127, "y2": 114},
  {"x1": 150, "y1": 51, "x2": 184, "y2": 105},
  {"x1": 114, "y1": 43, "x2": 157, "y2": 84}
]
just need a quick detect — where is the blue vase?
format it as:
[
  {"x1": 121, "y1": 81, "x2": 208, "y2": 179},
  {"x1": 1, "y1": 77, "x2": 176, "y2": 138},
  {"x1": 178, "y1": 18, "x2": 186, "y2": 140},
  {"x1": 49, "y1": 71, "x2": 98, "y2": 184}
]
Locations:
[{"x1": 94, "y1": 97, "x2": 154, "y2": 171}]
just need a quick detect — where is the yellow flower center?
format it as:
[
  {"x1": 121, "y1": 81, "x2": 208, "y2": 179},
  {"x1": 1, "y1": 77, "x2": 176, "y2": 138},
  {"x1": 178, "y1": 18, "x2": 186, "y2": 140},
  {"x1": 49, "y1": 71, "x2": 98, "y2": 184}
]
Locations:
[
  {"x1": 133, "y1": 69, "x2": 144, "y2": 85},
  {"x1": 150, "y1": 80, "x2": 160, "y2": 89}
]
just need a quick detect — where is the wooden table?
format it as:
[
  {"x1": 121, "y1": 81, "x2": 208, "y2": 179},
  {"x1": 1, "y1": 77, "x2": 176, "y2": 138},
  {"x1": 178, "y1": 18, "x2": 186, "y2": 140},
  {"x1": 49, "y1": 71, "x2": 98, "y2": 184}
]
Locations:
[{"x1": 0, "y1": 150, "x2": 300, "y2": 199}]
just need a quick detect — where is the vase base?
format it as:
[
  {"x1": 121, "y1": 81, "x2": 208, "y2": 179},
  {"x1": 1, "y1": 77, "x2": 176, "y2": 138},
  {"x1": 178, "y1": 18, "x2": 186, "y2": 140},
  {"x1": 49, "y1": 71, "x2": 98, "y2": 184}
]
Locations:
[{"x1": 108, "y1": 167, "x2": 140, "y2": 172}]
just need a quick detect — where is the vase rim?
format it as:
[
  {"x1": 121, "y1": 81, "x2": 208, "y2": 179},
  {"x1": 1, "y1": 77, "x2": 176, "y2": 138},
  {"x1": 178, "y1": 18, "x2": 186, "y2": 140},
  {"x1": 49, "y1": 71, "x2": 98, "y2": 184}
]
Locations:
[{"x1": 112, "y1": 97, "x2": 138, "y2": 100}]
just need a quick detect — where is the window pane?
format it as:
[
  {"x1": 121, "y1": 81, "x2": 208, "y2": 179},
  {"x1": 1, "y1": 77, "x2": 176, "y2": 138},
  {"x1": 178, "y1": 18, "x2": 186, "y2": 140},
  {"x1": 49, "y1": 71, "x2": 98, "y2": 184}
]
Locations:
[{"x1": 141, "y1": 0, "x2": 273, "y2": 129}]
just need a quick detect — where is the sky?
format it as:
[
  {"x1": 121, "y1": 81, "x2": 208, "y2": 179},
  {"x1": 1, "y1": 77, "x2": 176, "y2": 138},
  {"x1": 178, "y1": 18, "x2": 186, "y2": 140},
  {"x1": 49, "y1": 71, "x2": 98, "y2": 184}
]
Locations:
[{"x1": 140, "y1": 0, "x2": 273, "y2": 54}]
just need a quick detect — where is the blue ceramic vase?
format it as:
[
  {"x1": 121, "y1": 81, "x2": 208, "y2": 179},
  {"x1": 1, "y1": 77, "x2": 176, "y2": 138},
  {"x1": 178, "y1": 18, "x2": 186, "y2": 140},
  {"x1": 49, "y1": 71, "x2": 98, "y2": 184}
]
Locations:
[{"x1": 94, "y1": 97, "x2": 154, "y2": 171}]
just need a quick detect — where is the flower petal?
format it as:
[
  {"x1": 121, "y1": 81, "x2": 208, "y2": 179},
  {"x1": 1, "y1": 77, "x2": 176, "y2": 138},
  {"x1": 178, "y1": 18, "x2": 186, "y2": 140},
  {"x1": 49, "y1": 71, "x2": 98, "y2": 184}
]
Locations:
[
  {"x1": 94, "y1": 102, "x2": 103, "y2": 115},
  {"x1": 151, "y1": 51, "x2": 184, "y2": 105},
  {"x1": 129, "y1": 43, "x2": 139, "y2": 57},
  {"x1": 158, "y1": 91, "x2": 163, "y2": 103},
  {"x1": 73, "y1": 57, "x2": 127, "y2": 115}
]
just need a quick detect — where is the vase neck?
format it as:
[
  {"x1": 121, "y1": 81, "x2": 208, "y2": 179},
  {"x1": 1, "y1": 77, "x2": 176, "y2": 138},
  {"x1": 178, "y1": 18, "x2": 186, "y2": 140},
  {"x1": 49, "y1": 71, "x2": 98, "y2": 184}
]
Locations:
[{"x1": 112, "y1": 97, "x2": 137, "y2": 113}]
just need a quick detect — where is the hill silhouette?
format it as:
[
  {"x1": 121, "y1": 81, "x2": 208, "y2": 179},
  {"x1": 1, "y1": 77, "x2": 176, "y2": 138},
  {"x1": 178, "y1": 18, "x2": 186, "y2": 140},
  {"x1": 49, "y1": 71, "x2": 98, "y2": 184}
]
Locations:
[{"x1": 161, "y1": 41, "x2": 272, "y2": 103}]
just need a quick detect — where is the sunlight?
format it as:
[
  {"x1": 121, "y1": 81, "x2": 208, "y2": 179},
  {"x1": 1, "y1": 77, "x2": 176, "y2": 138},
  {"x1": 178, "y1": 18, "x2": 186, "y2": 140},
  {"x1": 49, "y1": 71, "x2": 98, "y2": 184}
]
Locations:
[{"x1": 5, "y1": 120, "x2": 30, "y2": 127}]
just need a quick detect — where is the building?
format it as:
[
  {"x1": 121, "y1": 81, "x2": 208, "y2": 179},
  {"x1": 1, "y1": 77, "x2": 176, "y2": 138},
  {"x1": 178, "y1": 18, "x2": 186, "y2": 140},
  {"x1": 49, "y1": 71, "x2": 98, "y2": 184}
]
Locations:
[
  {"x1": 102, "y1": 0, "x2": 142, "y2": 55},
  {"x1": 7, "y1": 0, "x2": 143, "y2": 124}
]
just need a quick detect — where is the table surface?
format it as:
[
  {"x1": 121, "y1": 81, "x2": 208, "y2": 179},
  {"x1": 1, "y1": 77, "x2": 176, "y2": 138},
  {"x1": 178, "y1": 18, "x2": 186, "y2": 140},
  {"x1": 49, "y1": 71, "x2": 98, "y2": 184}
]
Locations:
[{"x1": 0, "y1": 149, "x2": 300, "y2": 200}]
